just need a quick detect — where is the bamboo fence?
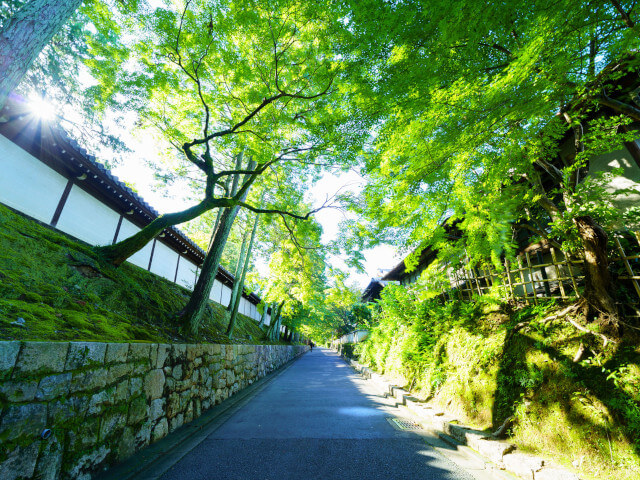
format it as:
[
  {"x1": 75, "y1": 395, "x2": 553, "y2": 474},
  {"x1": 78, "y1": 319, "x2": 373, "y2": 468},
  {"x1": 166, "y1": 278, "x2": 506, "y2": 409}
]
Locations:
[{"x1": 435, "y1": 233, "x2": 640, "y2": 310}]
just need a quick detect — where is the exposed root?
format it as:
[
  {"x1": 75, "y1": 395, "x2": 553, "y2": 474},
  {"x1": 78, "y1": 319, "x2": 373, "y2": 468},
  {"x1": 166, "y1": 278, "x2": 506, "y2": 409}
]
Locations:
[
  {"x1": 573, "y1": 342, "x2": 586, "y2": 363},
  {"x1": 541, "y1": 303, "x2": 582, "y2": 324},
  {"x1": 492, "y1": 415, "x2": 515, "y2": 438},
  {"x1": 566, "y1": 316, "x2": 617, "y2": 347}
]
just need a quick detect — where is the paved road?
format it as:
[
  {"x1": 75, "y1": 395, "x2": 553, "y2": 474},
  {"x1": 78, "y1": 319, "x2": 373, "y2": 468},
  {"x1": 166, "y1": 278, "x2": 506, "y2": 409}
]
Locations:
[{"x1": 157, "y1": 348, "x2": 478, "y2": 480}]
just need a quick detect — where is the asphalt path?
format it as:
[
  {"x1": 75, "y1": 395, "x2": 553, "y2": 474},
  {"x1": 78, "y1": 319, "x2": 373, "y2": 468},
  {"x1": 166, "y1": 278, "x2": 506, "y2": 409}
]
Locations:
[{"x1": 157, "y1": 348, "x2": 478, "y2": 480}]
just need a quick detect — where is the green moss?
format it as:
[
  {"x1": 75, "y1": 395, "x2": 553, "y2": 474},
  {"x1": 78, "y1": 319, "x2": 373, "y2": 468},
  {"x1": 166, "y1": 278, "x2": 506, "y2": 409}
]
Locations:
[
  {"x1": 358, "y1": 294, "x2": 640, "y2": 480},
  {"x1": 0, "y1": 204, "x2": 269, "y2": 345}
]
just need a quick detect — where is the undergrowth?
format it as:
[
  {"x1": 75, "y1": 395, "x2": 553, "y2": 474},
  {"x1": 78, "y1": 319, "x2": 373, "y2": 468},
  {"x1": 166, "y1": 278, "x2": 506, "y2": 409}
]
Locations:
[
  {"x1": 0, "y1": 204, "x2": 272, "y2": 344},
  {"x1": 356, "y1": 284, "x2": 640, "y2": 480}
]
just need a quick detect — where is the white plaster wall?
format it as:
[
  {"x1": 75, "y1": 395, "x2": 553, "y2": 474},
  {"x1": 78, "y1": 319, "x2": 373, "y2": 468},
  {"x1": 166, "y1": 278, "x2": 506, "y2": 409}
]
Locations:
[
  {"x1": 589, "y1": 146, "x2": 640, "y2": 216},
  {"x1": 176, "y1": 258, "x2": 198, "y2": 290},
  {"x1": 117, "y1": 218, "x2": 153, "y2": 270},
  {"x1": 149, "y1": 241, "x2": 179, "y2": 282},
  {"x1": 220, "y1": 284, "x2": 232, "y2": 308},
  {"x1": 209, "y1": 279, "x2": 223, "y2": 303},
  {"x1": 239, "y1": 297, "x2": 248, "y2": 317},
  {"x1": 56, "y1": 185, "x2": 121, "y2": 245},
  {"x1": 0, "y1": 134, "x2": 265, "y2": 309},
  {"x1": 0, "y1": 135, "x2": 68, "y2": 223}
]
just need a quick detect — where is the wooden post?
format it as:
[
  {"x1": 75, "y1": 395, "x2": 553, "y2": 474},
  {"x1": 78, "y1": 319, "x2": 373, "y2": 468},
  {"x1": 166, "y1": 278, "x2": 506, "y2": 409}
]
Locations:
[
  {"x1": 550, "y1": 248, "x2": 567, "y2": 299},
  {"x1": 525, "y1": 252, "x2": 538, "y2": 305},
  {"x1": 536, "y1": 251, "x2": 552, "y2": 297},
  {"x1": 562, "y1": 249, "x2": 580, "y2": 298},
  {"x1": 516, "y1": 256, "x2": 530, "y2": 305},
  {"x1": 614, "y1": 235, "x2": 640, "y2": 300},
  {"x1": 504, "y1": 259, "x2": 516, "y2": 300}
]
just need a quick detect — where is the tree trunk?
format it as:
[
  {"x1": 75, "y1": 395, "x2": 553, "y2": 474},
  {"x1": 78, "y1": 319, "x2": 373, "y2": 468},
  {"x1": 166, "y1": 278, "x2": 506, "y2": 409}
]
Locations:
[
  {"x1": 0, "y1": 0, "x2": 82, "y2": 109},
  {"x1": 181, "y1": 154, "x2": 254, "y2": 334},
  {"x1": 573, "y1": 216, "x2": 620, "y2": 329},
  {"x1": 95, "y1": 198, "x2": 214, "y2": 266},
  {"x1": 226, "y1": 212, "x2": 260, "y2": 337},
  {"x1": 258, "y1": 302, "x2": 268, "y2": 327},
  {"x1": 181, "y1": 205, "x2": 240, "y2": 334},
  {"x1": 267, "y1": 301, "x2": 285, "y2": 341}
]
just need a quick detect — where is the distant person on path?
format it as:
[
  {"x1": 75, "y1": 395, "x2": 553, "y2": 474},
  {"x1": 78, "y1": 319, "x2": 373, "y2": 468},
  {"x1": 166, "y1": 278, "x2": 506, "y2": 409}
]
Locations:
[{"x1": 309, "y1": 341, "x2": 314, "y2": 351}]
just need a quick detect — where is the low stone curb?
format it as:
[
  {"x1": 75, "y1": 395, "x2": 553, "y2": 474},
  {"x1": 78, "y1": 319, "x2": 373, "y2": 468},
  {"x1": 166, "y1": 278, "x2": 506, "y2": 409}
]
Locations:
[{"x1": 346, "y1": 358, "x2": 581, "y2": 480}]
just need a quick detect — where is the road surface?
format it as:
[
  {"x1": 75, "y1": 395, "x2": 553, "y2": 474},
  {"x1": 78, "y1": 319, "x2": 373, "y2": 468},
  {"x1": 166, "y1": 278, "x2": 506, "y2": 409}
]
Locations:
[{"x1": 153, "y1": 348, "x2": 483, "y2": 480}]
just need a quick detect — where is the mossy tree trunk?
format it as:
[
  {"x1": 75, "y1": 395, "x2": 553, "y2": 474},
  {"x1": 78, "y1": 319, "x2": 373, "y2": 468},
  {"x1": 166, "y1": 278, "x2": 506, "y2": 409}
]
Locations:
[
  {"x1": 95, "y1": 199, "x2": 215, "y2": 266},
  {"x1": 574, "y1": 216, "x2": 620, "y2": 330},
  {"x1": 226, "y1": 211, "x2": 260, "y2": 337},
  {"x1": 258, "y1": 302, "x2": 268, "y2": 327},
  {"x1": 181, "y1": 156, "x2": 255, "y2": 334},
  {"x1": 0, "y1": 0, "x2": 82, "y2": 109},
  {"x1": 266, "y1": 300, "x2": 285, "y2": 342}
]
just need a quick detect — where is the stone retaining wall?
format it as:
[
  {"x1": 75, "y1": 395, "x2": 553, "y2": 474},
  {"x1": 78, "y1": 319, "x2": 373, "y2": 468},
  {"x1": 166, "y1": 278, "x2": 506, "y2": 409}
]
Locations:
[{"x1": 0, "y1": 341, "x2": 308, "y2": 480}]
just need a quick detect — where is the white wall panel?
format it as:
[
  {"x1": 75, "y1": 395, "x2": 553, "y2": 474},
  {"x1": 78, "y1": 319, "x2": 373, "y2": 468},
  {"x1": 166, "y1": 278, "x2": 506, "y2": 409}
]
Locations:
[
  {"x1": 239, "y1": 297, "x2": 248, "y2": 317},
  {"x1": 149, "y1": 241, "x2": 179, "y2": 281},
  {"x1": 56, "y1": 185, "x2": 120, "y2": 245},
  {"x1": 176, "y1": 258, "x2": 198, "y2": 290},
  {"x1": 117, "y1": 218, "x2": 152, "y2": 270},
  {"x1": 209, "y1": 279, "x2": 223, "y2": 303},
  {"x1": 220, "y1": 284, "x2": 232, "y2": 307},
  {"x1": 0, "y1": 135, "x2": 68, "y2": 223}
]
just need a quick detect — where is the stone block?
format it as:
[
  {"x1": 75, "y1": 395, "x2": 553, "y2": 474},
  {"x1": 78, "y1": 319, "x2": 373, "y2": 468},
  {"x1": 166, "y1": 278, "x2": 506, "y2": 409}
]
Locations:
[
  {"x1": 465, "y1": 431, "x2": 490, "y2": 451},
  {"x1": 151, "y1": 417, "x2": 168, "y2": 443},
  {"x1": 67, "y1": 445, "x2": 110, "y2": 480},
  {"x1": 0, "y1": 442, "x2": 40, "y2": 480},
  {"x1": 149, "y1": 398, "x2": 166, "y2": 421},
  {"x1": 34, "y1": 433, "x2": 63, "y2": 480},
  {"x1": 71, "y1": 367, "x2": 108, "y2": 393},
  {"x1": 88, "y1": 390, "x2": 113, "y2": 415},
  {"x1": 128, "y1": 396, "x2": 149, "y2": 425},
  {"x1": 13, "y1": 342, "x2": 68, "y2": 376},
  {"x1": 172, "y1": 364, "x2": 183, "y2": 380},
  {"x1": 135, "y1": 420, "x2": 152, "y2": 449},
  {"x1": 184, "y1": 401, "x2": 193, "y2": 423},
  {"x1": 0, "y1": 378, "x2": 38, "y2": 402},
  {"x1": 129, "y1": 376, "x2": 143, "y2": 396},
  {"x1": 185, "y1": 344, "x2": 199, "y2": 361},
  {"x1": 65, "y1": 342, "x2": 106, "y2": 370},
  {"x1": 104, "y1": 363, "x2": 132, "y2": 386},
  {"x1": 171, "y1": 344, "x2": 186, "y2": 362},
  {"x1": 155, "y1": 344, "x2": 171, "y2": 368},
  {"x1": 149, "y1": 344, "x2": 158, "y2": 367},
  {"x1": 35, "y1": 372, "x2": 72, "y2": 400},
  {"x1": 128, "y1": 343, "x2": 151, "y2": 362},
  {"x1": 0, "y1": 341, "x2": 21, "y2": 380},
  {"x1": 99, "y1": 411, "x2": 126, "y2": 441},
  {"x1": 502, "y1": 452, "x2": 544, "y2": 479},
  {"x1": 48, "y1": 396, "x2": 85, "y2": 424},
  {"x1": 166, "y1": 393, "x2": 181, "y2": 418},
  {"x1": 169, "y1": 413, "x2": 184, "y2": 432},
  {"x1": 476, "y1": 439, "x2": 515, "y2": 464},
  {"x1": 66, "y1": 416, "x2": 99, "y2": 451},
  {"x1": 535, "y1": 467, "x2": 580, "y2": 480},
  {"x1": 115, "y1": 379, "x2": 130, "y2": 402},
  {"x1": 105, "y1": 343, "x2": 129, "y2": 363},
  {"x1": 118, "y1": 426, "x2": 136, "y2": 461},
  {"x1": 0, "y1": 403, "x2": 47, "y2": 441},
  {"x1": 144, "y1": 369, "x2": 165, "y2": 400}
]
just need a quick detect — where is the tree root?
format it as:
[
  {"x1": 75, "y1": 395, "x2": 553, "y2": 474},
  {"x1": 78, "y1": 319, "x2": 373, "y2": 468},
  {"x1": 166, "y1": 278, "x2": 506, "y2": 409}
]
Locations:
[
  {"x1": 541, "y1": 300, "x2": 618, "y2": 347},
  {"x1": 492, "y1": 415, "x2": 515, "y2": 438}
]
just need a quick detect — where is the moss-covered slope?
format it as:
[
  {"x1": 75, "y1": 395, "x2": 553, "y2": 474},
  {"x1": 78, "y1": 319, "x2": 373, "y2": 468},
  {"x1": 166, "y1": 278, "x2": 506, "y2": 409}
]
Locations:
[
  {"x1": 0, "y1": 203, "x2": 267, "y2": 344},
  {"x1": 356, "y1": 289, "x2": 640, "y2": 480}
]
